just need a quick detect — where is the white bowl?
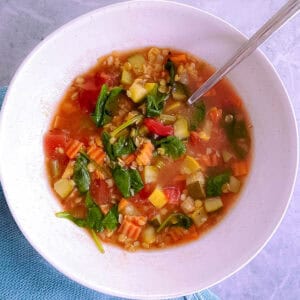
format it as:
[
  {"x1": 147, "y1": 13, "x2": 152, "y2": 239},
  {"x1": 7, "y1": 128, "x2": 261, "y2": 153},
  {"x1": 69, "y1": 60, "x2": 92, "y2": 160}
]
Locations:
[{"x1": 0, "y1": 1, "x2": 298, "y2": 299}]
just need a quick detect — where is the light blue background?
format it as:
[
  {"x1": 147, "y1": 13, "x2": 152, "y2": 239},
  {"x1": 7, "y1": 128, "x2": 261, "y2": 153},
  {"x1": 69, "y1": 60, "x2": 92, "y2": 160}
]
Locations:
[{"x1": 0, "y1": 1, "x2": 299, "y2": 299}]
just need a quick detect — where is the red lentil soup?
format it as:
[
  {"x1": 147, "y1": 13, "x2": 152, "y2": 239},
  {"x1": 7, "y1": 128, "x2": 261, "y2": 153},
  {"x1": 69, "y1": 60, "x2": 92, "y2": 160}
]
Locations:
[{"x1": 44, "y1": 47, "x2": 251, "y2": 252}]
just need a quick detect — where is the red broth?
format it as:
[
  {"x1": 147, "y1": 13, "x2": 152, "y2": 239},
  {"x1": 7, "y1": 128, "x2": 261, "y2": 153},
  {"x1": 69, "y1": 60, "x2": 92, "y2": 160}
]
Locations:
[{"x1": 44, "y1": 47, "x2": 252, "y2": 251}]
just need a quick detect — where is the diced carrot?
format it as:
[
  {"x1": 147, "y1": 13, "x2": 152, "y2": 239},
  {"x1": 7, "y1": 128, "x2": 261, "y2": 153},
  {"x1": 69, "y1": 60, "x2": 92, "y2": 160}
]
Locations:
[
  {"x1": 87, "y1": 144, "x2": 105, "y2": 165},
  {"x1": 136, "y1": 141, "x2": 154, "y2": 166},
  {"x1": 118, "y1": 215, "x2": 147, "y2": 240},
  {"x1": 118, "y1": 198, "x2": 129, "y2": 212},
  {"x1": 170, "y1": 54, "x2": 187, "y2": 64},
  {"x1": 65, "y1": 139, "x2": 83, "y2": 159},
  {"x1": 124, "y1": 154, "x2": 136, "y2": 165},
  {"x1": 209, "y1": 107, "x2": 222, "y2": 124},
  {"x1": 231, "y1": 161, "x2": 248, "y2": 177}
]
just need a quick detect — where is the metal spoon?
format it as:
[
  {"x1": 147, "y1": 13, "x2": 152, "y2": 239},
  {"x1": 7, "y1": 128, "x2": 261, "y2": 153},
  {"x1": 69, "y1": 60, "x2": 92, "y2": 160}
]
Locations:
[{"x1": 187, "y1": 0, "x2": 300, "y2": 105}]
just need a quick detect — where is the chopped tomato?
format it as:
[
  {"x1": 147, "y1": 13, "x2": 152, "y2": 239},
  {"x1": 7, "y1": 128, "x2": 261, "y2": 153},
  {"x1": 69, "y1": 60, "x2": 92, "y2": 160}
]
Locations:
[
  {"x1": 144, "y1": 118, "x2": 174, "y2": 136},
  {"x1": 44, "y1": 131, "x2": 68, "y2": 159},
  {"x1": 90, "y1": 179, "x2": 110, "y2": 205},
  {"x1": 163, "y1": 186, "x2": 181, "y2": 205}
]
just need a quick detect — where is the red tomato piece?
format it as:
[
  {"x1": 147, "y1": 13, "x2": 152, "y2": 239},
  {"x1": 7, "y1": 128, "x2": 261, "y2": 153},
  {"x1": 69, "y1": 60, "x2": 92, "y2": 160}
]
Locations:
[
  {"x1": 139, "y1": 183, "x2": 156, "y2": 200},
  {"x1": 144, "y1": 118, "x2": 174, "y2": 136},
  {"x1": 90, "y1": 179, "x2": 110, "y2": 205},
  {"x1": 163, "y1": 186, "x2": 181, "y2": 205},
  {"x1": 44, "y1": 131, "x2": 68, "y2": 159}
]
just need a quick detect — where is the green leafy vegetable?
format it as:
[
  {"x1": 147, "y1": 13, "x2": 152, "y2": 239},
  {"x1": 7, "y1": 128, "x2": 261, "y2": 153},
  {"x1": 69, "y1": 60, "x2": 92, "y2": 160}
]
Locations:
[
  {"x1": 92, "y1": 85, "x2": 123, "y2": 127},
  {"x1": 206, "y1": 172, "x2": 230, "y2": 197},
  {"x1": 101, "y1": 205, "x2": 119, "y2": 230},
  {"x1": 190, "y1": 101, "x2": 206, "y2": 130},
  {"x1": 128, "y1": 169, "x2": 144, "y2": 194},
  {"x1": 223, "y1": 114, "x2": 250, "y2": 158},
  {"x1": 112, "y1": 166, "x2": 144, "y2": 198},
  {"x1": 154, "y1": 136, "x2": 186, "y2": 158},
  {"x1": 90, "y1": 229, "x2": 105, "y2": 253},
  {"x1": 112, "y1": 166, "x2": 131, "y2": 197},
  {"x1": 111, "y1": 115, "x2": 143, "y2": 138},
  {"x1": 146, "y1": 85, "x2": 168, "y2": 117},
  {"x1": 91, "y1": 84, "x2": 109, "y2": 127},
  {"x1": 113, "y1": 136, "x2": 136, "y2": 157},
  {"x1": 73, "y1": 153, "x2": 90, "y2": 193},
  {"x1": 165, "y1": 59, "x2": 176, "y2": 85},
  {"x1": 56, "y1": 192, "x2": 119, "y2": 233},
  {"x1": 157, "y1": 213, "x2": 192, "y2": 232}
]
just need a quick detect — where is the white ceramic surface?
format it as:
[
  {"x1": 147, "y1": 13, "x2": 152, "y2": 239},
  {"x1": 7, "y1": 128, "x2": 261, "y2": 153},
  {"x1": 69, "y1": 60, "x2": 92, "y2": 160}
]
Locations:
[{"x1": 0, "y1": 1, "x2": 298, "y2": 299}]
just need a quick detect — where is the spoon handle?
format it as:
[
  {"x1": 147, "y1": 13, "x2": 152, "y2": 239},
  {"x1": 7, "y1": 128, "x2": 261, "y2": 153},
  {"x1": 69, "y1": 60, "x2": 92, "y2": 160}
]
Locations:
[{"x1": 188, "y1": 0, "x2": 300, "y2": 105}]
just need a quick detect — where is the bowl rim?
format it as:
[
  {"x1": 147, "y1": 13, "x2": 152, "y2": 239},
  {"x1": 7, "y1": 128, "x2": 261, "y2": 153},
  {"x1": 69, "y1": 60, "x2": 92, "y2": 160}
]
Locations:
[{"x1": 0, "y1": 0, "x2": 298, "y2": 298}]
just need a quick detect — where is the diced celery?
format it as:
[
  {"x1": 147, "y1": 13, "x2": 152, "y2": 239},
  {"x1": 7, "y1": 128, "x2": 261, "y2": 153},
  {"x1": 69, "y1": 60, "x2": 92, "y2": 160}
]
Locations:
[
  {"x1": 128, "y1": 54, "x2": 146, "y2": 73},
  {"x1": 144, "y1": 166, "x2": 159, "y2": 184},
  {"x1": 159, "y1": 114, "x2": 176, "y2": 124},
  {"x1": 50, "y1": 160, "x2": 60, "y2": 178},
  {"x1": 181, "y1": 155, "x2": 201, "y2": 175},
  {"x1": 127, "y1": 79, "x2": 148, "y2": 103},
  {"x1": 187, "y1": 181, "x2": 206, "y2": 199},
  {"x1": 165, "y1": 101, "x2": 182, "y2": 112},
  {"x1": 142, "y1": 225, "x2": 156, "y2": 244},
  {"x1": 204, "y1": 197, "x2": 223, "y2": 212},
  {"x1": 174, "y1": 118, "x2": 190, "y2": 139},
  {"x1": 229, "y1": 176, "x2": 241, "y2": 193},
  {"x1": 54, "y1": 179, "x2": 75, "y2": 198},
  {"x1": 121, "y1": 69, "x2": 133, "y2": 85},
  {"x1": 148, "y1": 188, "x2": 168, "y2": 208},
  {"x1": 190, "y1": 207, "x2": 207, "y2": 227}
]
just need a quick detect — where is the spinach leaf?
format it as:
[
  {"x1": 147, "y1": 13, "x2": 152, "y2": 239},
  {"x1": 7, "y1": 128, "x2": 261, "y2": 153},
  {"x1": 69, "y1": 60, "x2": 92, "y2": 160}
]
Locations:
[
  {"x1": 102, "y1": 131, "x2": 115, "y2": 161},
  {"x1": 157, "y1": 213, "x2": 192, "y2": 232},
  {"x1": 73, "y1": 153, "x2": 90, "y2": 193},
  {"x1": 146, "y1": 85, "x2": 168, "y2": 117},
  {"x1": 102, "y1": 87, "x2": 123, "y2": 124},
  {"x1": 112, "y1": 166, "x2": 131, "y2": 197},
  {"x1": 128, "y1": 169, "x2": 144, "y2": 194},
  {"x1": 206, "y1": 172, "x2": 230, "y2": 197},
  {"x1": 190, "y1": 101, "x2": 206, "y2": 130},
  {"x1": 56, "y1": 193, "x2": 119, "y2": 233},
  {"x1": 223, "y1": 114, "x2": 250, "y2": 158},
  {"x1": 91, "y1": 84, "x2": 109, "y2": 127},
  {"x1": 101, "y1": 205, "x2": 119, "y2": 230},
  {"x1": 154, "y1": 136, "x2": 186, "y2": 159},
  {"x1": 112, "y1": 166, "x2": 144, "y2": 197},
  {"x1": 165, "y1": 59, "x2": 176, "y2": 85},
  {"x1": 113, "y1": 136, "x2": 136, "y2": 157}
]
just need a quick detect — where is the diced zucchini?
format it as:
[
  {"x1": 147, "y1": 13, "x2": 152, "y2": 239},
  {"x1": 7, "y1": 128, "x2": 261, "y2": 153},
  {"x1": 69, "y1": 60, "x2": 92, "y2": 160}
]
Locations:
[
  {"x1": 181, "y1": 155, "x2": 201, "y2": 175},
  {"x1": 187, "y1": 181, "x2": 206, "y2": 199},
  {"x1": 121, "y1": 69, "x2": 133, "y2": 85},
  {"x1": 145, "y1": 82, "x2": 157, "y2": 93},
  {"x1": 159, "y1": 114, "x2": 176, "y2": 124},
  {"x1": 204, "y1": 197, "x2": 223, "y2": 212},
  {"x1": 165, "y1": 101, "x2": 182, "y2": 112},
  {"x1": 54, "y1": 179, "x2": 75, "y2": 198},
  {"x1": 229, "y1": 176, "x2": 241, "y2": 193},
  {"x1": 128, "y1": 54, "x2": 146, "y2": 73},
  {"x1": 150, "y1": 214, "x2": 162, "y2": 227},
  {"x1": 190, "y1": 207, "x2": 208, "y2": 227},
  {"x1": 127, "y1": 79, "x2": 148, "y2": 103},
  {"x1": 174, "y1": 118, "x2": 190, "y2": 139},
  {"x1": 142, "y1": 225, "x2": 156, "y2": 244},
  {"x1": 148, "y1": 188, "x2": 168, "y2": 208},
  {"x1": 222, "y1": 150, "x2": 234, "y2": 163},
  {"x1": 172, "y1": 82, "x2": 187, "y2": 101},
  {"x1": 143, "y1": 166, "x2": 159, "y2": 184}
]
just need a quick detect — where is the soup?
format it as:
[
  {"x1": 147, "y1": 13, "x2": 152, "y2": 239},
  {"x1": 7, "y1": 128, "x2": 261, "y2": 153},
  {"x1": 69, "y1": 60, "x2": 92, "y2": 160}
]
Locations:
[{"x1": 44, "y1": 47, "x2": 251, "y2": 252}]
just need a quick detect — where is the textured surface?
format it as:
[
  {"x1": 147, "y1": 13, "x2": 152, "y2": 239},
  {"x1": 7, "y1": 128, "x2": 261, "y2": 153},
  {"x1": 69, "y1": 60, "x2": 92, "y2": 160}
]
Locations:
[{"x1": 0, "y1": 0, "x2": 299, "y2": 299}]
